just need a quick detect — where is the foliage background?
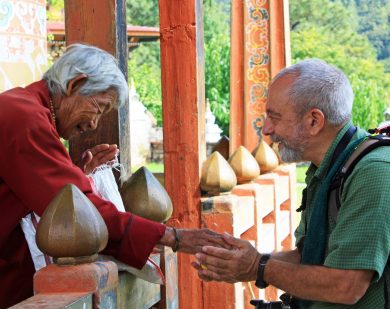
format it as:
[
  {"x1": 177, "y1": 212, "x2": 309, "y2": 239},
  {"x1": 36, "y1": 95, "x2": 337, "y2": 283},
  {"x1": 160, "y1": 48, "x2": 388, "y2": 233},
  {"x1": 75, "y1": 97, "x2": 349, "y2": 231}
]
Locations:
[
  {"x1": 48, "y1": 0, "x2": 389, "y2": 132},
  {"x1": 127, "y1": 0, "x2": 389, "y2": 132},
  {"x1": 290, "y1": 0, "x2": 390, "y2": 129}
]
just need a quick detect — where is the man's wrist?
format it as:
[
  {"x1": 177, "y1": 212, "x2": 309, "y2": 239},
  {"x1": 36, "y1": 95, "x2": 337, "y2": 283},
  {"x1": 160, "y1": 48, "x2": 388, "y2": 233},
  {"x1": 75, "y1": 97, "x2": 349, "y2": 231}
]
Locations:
[{"x1": 255, "y1": 254, "x2": 271, "y2": 289}]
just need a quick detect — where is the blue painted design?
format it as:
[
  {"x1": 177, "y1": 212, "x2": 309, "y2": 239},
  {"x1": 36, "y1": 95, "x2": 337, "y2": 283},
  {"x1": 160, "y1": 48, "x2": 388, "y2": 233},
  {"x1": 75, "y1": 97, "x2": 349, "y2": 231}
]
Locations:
[
  {"x1": 249, "y1": 54, "x2": 269, "y2": 67},
  {"x1": 100, "y1": 288, "x2": 117, "y2": 309},
  {"x1": 250, "y1": 84, "x2": 268, "y2": 103},
  {"x1": 249, "y1": 7, "x2": 269, "y2": 21},
  {"x1": 253, "y1": 114, "x2": 266, "y2": 141},
  {"x1": 95, "y1": 262, "x2": 109, "y2": 288},
  {"x1": 0, "y1": 1, "x2": 14, "y2": 29}
]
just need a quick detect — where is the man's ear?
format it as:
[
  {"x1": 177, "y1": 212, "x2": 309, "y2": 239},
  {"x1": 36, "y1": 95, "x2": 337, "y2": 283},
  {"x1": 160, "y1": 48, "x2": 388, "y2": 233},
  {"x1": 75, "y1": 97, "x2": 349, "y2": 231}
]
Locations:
[
  {"x1": 66, "y1": 74, "x2": 88, "y2": 96},
  {"x1": 305, "y1": 108, "x2": 325, "y2": 135}
]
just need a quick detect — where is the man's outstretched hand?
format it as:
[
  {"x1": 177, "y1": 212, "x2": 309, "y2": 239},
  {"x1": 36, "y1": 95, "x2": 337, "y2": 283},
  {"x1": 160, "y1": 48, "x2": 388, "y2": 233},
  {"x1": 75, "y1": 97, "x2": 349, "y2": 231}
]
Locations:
[{"x1": 192, "y1": 232, "x2": 261, "y2": 283}]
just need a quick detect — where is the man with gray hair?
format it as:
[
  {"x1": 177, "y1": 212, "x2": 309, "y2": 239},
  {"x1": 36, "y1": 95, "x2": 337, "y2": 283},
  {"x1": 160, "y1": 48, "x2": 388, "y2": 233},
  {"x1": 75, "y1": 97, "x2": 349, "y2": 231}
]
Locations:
[{"x1": 194, "y1": 59, "x2": 390, "y2": 308}]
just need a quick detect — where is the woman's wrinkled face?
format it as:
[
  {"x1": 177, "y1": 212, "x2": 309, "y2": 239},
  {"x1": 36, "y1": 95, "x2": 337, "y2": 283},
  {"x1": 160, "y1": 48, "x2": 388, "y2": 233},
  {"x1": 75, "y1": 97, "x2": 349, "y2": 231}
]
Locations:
[{"x1": 56, "y1": 89, "x2": 116, "y2": 140}]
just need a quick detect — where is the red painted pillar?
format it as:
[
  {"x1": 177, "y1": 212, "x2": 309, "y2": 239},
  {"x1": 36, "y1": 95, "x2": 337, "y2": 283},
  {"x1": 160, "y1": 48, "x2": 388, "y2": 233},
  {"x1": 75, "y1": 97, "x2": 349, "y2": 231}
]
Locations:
[
  {"x1": 230, "y1": 0, "x2": 290, "y2": 152},
  {"x1": 270, "y1": 0, "x2": 289, "y2": 78},
  {"x1": 159, "y1": 1, "x2": 206, "y2": 308},
  {"x1": 243, "y1": 0, "x2": 271, "y2": 151}
]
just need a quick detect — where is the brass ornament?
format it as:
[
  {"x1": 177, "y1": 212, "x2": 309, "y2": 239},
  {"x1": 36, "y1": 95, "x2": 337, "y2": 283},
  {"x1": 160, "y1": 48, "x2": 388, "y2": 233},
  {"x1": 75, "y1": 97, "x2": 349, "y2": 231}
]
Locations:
[
  {"x1": 228, "y1": 146, "x2": 260, "y2": 183},
  {"x1": 211, "y1": 135, "x2": 230, "y2": 160},
  {"x1": 201, "y1": 151, "x2": 237, "y2": 193},
  {"x1": 121, "y1": 166, "x2": 173, "y2": 223},
  {"x1": 36, "y1": 184, "x2": 108, "y2": 265},
  {"x1": 252, "y1": 140, "x2": 279, "y2": 174}
]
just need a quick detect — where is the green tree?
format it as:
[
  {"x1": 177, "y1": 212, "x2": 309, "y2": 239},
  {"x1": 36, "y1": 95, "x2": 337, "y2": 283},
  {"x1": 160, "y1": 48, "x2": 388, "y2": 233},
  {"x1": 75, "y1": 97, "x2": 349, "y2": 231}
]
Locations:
[
  {"x1": 290, "y1": 0, "x2": 390, "y2": 129},
  {"x1": 127, "y1": 0, "x2": 232, "y2": 135},
  {"x1": 128, "y1": 44, "x2": 162, "y2": 126},
  {"x1": 126, "y1": 0, "x2": 159, "y2": 27},
  {"x1": 204, "y1": 1, "x2": 231, "y2": 135},
  {"x1": 47, "y1": 0, "x2": 64, "y2": 21}
]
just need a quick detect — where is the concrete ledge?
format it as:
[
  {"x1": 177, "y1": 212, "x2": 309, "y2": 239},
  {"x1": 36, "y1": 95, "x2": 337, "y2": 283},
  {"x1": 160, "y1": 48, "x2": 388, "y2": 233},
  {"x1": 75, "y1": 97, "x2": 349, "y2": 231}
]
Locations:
[{"x1": 10, "y1": 292, "x2": 92, "y2": 309}]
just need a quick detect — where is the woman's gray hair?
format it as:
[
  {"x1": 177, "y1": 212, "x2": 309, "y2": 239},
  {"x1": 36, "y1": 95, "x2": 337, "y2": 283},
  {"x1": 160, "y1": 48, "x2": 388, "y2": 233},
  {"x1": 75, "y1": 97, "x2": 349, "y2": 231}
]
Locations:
[
  {"x1": 43, "y1": 43, "x2": 128, "y2": 107},
  {"x1": 273, "y1": 59, "x2": 353, "y2": 126}
]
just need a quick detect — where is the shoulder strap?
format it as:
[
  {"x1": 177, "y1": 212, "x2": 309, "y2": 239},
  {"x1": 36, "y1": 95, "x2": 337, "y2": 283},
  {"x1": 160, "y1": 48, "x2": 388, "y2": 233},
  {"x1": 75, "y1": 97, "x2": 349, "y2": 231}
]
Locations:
[
  {"x1": 296, "y1": 126, "x2": 356, "y2": 214},
  {"x1": 329, "y1": 135, "x2": 390, "y2": 222}
]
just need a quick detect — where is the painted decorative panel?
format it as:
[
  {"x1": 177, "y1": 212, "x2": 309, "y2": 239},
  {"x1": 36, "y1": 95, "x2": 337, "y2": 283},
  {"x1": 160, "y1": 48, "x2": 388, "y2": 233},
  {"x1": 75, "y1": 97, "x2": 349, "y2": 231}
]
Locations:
[
  {"x1": 244, "y1": 0, "x2": 270, "y2": 150},
  {"x1": 0, "y1": 0, "x2": 48, "y2": 92}
]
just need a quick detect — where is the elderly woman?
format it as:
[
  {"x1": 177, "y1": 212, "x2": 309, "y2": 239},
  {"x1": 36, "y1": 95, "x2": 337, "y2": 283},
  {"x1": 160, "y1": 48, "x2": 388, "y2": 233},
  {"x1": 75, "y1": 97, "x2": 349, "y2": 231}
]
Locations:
[{"x1": 0, "y1": 44, "x2": 225, "y2": 307}]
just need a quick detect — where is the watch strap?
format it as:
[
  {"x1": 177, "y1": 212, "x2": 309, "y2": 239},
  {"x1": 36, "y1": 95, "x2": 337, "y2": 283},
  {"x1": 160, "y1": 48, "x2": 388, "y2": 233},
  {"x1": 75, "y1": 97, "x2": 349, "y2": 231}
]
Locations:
[{"x1": 255, "y1": 254, "x2": 271, "y2": 289}]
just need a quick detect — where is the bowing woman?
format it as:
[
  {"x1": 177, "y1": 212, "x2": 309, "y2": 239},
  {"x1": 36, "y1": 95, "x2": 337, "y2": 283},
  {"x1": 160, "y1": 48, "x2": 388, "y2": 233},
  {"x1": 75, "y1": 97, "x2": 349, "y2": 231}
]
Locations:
[{"x1": 0, "y1": 44, "x2": 226, "y2": 307}]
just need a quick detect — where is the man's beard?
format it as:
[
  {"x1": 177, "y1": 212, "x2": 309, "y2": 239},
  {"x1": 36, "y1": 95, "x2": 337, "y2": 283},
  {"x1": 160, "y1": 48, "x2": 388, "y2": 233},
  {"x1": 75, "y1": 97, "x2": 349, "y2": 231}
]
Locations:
[{"x1": 270, "y1": 127, "x2": 307, "y2": 163}]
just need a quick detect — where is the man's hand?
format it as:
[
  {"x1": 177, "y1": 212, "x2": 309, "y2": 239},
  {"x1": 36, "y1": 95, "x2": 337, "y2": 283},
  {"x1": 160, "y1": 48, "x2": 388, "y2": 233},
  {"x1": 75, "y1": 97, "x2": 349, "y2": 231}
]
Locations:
[
  {"x1": 82, "y1": 144, "x2": 118, "y2": 174},
  {"x1": 192, "y1": 232, "x2": 261, "y2": 283}
]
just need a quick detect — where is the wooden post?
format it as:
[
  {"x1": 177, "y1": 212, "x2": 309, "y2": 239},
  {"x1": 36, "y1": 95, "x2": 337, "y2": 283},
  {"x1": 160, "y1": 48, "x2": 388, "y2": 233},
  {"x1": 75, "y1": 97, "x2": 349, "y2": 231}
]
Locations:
[
  {"x1": 243, "y1": 0, "x2": 271, "y2": 151},
  {"x1": 230, "y1": 0, "x2": 245, "y2": 155},
  {"x1": 159, "y1": 0, "x2": 206, "y2": 308},
  {"x1": 270, "y1": 0, "x2": 289, "y2": 78},
  {"x1": 231, "y1": 0, "x2": 289, "y2": 152},
  {"x1": 65, "y1": 0, "x2": 131, "y2": 181}
]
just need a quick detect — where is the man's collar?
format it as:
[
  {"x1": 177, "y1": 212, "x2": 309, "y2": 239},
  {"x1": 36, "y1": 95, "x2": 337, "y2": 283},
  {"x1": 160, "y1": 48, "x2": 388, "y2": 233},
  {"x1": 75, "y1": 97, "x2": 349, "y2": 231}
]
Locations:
[{"x1": 312, "y1": 121, "x2": 353, "y2": 180}]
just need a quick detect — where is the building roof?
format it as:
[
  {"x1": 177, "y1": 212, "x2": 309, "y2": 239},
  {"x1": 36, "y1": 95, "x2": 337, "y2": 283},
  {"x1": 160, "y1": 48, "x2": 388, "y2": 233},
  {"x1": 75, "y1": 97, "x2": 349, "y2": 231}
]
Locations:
[{"x1": 47, "y1": 22, "x2": 160, "y2": 49}]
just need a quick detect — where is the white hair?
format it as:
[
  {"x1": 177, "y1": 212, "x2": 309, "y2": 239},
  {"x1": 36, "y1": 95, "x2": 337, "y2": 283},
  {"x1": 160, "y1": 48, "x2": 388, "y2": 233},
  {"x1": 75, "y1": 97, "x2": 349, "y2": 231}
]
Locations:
[
  {"x1": 43, "y1": 43, "x2": 128, "y2": 107},
  {"x1": 273, "y1": 59, "x2": 353, "y2": 126}
]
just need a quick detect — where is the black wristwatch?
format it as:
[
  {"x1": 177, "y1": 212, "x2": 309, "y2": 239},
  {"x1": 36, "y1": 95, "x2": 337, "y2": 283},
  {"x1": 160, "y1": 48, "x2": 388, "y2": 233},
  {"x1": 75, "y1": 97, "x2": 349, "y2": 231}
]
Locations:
[{"x1": 255, "y1": 254, "x2": 271, "y2": 289}]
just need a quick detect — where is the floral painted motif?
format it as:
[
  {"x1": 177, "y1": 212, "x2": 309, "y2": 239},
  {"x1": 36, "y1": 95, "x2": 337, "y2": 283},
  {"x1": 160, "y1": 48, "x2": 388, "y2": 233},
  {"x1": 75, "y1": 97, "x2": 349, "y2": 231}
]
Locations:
[
  {"x1": 245, "y1": 20, "x2": 269, "y2": 52},
  {"x1": 244, "y1": 0, "x2": 270, "y2": 148},
  {"x1": 253, "y1": 114, "x2": 266, "y2": 140},
  {"x1": 247, "y1": 66, "x2": 269, "y2": 84},
  {"x1": 250, "y1": 84, "x2": 268, "y2": 103}
]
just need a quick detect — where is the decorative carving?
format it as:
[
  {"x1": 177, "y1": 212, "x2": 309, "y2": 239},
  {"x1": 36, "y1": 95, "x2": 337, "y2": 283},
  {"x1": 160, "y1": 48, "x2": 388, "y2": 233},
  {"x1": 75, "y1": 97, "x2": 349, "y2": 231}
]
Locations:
[
  {"x1": 228, "y1": 146, "x2": 260, "y2": 183},
  {"x1": 252, "y1": 140, "x2": 279, "y2": 173},
  {"x1": 212, "y1": 135, "x2": 230, "y2": 160},
  {"x1": 201, "y1": 151, "x2": 237, "y2": 193},
  {"x1": 121, "y1": 167, "x2": 173, "y2": 223},
  {"x1": 36, "y1": 184, "x2": 108, "y2": 265}
]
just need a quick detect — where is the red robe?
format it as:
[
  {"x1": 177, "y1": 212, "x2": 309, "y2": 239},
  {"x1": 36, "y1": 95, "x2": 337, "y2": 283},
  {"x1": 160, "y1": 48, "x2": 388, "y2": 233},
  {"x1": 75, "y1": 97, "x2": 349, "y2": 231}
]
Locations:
[{"x1": 0, "y1": 80, "x2": 166, "y2": 308}]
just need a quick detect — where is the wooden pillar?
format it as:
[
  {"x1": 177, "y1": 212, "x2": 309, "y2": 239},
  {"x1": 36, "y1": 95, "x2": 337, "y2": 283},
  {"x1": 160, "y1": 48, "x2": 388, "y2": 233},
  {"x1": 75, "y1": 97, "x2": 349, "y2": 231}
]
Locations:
[
  {"x1": 270, "y1": 0, "x2": 289, "y2": 78},
  {"x1": 243, "y1": 0, "x2": 271, "y2": 151},
  {"x1": 230, "y1": 0, "x2": 290, "y2": 152},
  {"x1": 159, "y1": 0, "x2": 206, "y2": 308},
  {"x1": 230, "y1": 0, "x2": 245, "y2": 155},
  {"x1": 65, "y1": 0, "x2": 131, "y2": 180}
]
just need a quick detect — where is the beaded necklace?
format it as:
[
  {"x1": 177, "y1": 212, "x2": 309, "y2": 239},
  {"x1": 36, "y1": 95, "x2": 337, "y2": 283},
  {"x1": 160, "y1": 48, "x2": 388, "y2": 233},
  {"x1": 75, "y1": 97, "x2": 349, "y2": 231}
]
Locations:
[{"x1": 49, "y1": 98, "x2": 57, "y2": 130}]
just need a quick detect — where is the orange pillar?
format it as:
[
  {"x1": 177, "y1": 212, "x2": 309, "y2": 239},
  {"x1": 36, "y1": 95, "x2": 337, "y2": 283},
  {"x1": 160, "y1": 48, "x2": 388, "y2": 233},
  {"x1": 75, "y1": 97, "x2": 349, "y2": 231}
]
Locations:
[
  {"x1": 159, "y1": 1, "x2": 206, "y2": 308},
  {"x1": 243, "y1": 0, "x2": 271, "y2": 151},
  {"x1": 65, "y1": 0, "x2": 131, "y2": 180},
  {"x1": 230, "y1": 0, "x2": 245, "y2": 155},
  {"x1": 230, "y1": 0, "x2": 289, "y2": 152},
  {"x1": 270, "y1": 0, "x2": 289, "y2": 78}
]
